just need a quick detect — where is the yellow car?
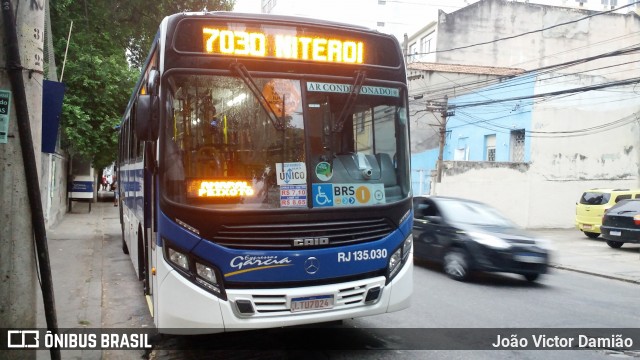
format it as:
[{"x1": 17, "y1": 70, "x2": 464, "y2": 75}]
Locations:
[{"x1": 575, "y1": 188, "x2": 640, "y2": 238}]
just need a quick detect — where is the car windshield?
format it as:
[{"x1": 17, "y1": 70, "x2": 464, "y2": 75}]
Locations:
[
  {"x1": 580, "y1": 192, "x2": 611, "y2": 205},
  {"x1": 608, "y1": 199, "x2": 640, "y2": 213},
  {"x1": 437, "y1": 199, "x2": 515, "y2": 227}
]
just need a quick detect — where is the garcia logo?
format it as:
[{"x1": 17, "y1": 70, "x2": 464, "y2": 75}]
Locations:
[
  {"x1": 226, "y1": 255, "x2": 293, "y2": 277},
  {"x1": 293, "y1": 237, "x2": 329, "y2": 247}
]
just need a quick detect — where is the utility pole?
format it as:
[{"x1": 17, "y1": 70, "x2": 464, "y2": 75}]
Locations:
[
  {"x1": 427, "y1": 95, "x2": 452, "y2": 183},
  {"x1": 0, "y1": 1, "x2": 57, "y2": 360}
]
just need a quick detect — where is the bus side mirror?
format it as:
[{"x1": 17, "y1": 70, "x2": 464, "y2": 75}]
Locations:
[
  {"x1": 135, "y1": 95, "x2": 159, "y2": 141},
  {"x1": 135, "y1": 69, "x2": 160, "y2": 142}
]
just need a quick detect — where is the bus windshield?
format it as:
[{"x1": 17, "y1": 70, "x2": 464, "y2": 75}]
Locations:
[{"x1": 162, "y1": 73, "x2": 409, "y2": 210}]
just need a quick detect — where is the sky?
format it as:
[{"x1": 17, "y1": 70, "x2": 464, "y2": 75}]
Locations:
[
  {"x1": 233, "y1": 0, "x2": 261, "y2": 13},
  {"x1": 229, "y1": 0, "x2": 476, "y2": 41}
]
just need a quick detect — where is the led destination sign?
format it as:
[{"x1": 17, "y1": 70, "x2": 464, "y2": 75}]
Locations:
[
  {"x1": 202, "y1": 27, "x2": 365, "y2": 64},
  {"x1": 187, "y1": 179, "x2": 255, "y2": 198}
]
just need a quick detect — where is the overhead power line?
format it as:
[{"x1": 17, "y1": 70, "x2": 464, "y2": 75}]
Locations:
[{"x1": 451, "y1": 76, "x2": 640, "y2": 109}]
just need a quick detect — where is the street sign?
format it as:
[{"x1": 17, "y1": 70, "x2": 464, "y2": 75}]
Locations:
[{"x1": 0, "y1": 90, "x2": 11, "y2": 144}]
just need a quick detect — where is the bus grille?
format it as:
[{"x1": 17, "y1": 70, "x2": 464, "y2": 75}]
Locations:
[
  {"x1": 251, "y1": 284, "x2": 369, "y2": 313},
  {"x1": 211, "y1": 218, "x2": 394, "y2": 249}
]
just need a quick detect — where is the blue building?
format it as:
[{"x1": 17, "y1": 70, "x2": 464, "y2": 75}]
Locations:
[
  {"x1": 445, "y1": 74, "x2": 535, "y2": 163},
  {"x1": 410, "y1": 148, "x2": 438, "y2": 195},
  {"x1": 410, "y1": 73, "x2": 534, "y2": 195}
]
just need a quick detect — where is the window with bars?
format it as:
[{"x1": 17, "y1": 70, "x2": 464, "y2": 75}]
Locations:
[
  {"x1": 485, "y1": 134, "x2": 496, "y2": 162},
  {"x1": 487, "y1": 148, "x2": 496, "y2": 162}
]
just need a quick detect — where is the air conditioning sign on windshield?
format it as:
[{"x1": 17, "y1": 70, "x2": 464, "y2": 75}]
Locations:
[{"x1": 306, "y1": 82, "x2": 399, "y2": 98}]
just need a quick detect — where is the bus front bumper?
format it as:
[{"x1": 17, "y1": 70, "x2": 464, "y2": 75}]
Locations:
[{"x1": 155, "y1": 255, "x2": 412, "y2": 334}]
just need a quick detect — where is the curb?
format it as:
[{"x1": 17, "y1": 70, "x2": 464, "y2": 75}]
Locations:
[{"x1": 549, "y1": 263, "x2": 640, "y2": 285}]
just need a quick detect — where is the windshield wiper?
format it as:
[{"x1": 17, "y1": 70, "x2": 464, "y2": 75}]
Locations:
[
  {"x1": 229, "y1": 62, "x2": 284, "y2": 131},
  {"x1": 333, "y1": 70, "x2": 366, "y2": 132}
]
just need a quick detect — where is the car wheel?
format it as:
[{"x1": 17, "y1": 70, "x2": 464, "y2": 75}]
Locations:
[
  {"x1": 606, "y1": 240, "x2": 623, "y2": 249},
  {"x1": 584, "y1": 232, "x2": 599, "y2": 239},
  {"x1": 444, "y1": 249, "x2": 469, "y2": 281},
  {"x1": 523, "y1": 273, "x2": 539, "y2": 282}
]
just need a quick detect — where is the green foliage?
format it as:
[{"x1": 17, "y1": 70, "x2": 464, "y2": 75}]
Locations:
[{"x1": 51, "y1": 0, "x2": 235, "y2": 170}]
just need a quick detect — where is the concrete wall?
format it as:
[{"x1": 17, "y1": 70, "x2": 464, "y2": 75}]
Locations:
[
  {"x1": 435, "y1": 162, "x2": 532, "y2": 226},
  {"x1": 435, "y1": 160, "x2": 637, "y2": 228},
  {"x1": 435, "y1": 0, "x2": 640, "y2": 76},
  {"x1": 530, "y1": 73, "x2": 640, "y2": 183}
]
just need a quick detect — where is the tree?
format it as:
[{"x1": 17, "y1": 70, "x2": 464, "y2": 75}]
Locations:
[{"x1": 50, "y1": 0, "x2": 235, "y2": 170}]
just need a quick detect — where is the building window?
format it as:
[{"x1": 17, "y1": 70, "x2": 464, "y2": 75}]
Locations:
[
  {"x1": 510, "y1": 129, "x2": 525, "y2": 162},
  {"x1": 420, "y1": 36, "x2": 431, "y2": 56},
  {"x1": 408, "y1": 43, "x2": 418, "y2": 62},
  {"x1": 485, "y1": 134, "x2": 496, "y2": 162}
]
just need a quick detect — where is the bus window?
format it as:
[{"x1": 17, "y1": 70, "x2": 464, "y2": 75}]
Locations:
[{"x1": 162, "y1": 74, "x2": 304, "y2": 209}]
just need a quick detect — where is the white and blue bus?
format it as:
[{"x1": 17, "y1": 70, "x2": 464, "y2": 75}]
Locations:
[{"x1": 117, "y1": 12, "x2": 413, "y2": 333}]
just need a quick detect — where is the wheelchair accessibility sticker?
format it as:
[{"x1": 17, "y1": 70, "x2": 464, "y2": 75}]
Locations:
[{"x1": 312, "y1": 183, "x2": 385, "y2": 207}]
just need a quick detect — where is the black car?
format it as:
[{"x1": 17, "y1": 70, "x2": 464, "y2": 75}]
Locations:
[
  {"x1": 412, "y1": 196, "x2": 551, "y2": 282},
  {"x1": 601, "y1": 199, "x2": 640, "y2": 248}
]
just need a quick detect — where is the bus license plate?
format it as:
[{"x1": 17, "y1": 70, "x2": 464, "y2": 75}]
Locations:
[
  {"x1": 583, "y1": 224, "x2": 592, "y2": 230},
  {"x1": 290, "y1": 295, "x2": 334, "y2": 313},
  {"x1": 514, "y1": 254, "x2": 545, "y2": 263},
  {"x1": 610, "y1": 230, "x2": 621, "y2": 236}
]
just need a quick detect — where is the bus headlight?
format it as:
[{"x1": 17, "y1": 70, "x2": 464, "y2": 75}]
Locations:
[
  {"x1": 196, "y1": 262, "x2": 218, "y2": 284},
  {"x1": 195, "y1": 260, "x2": 223, "y2": 296},
  {"x1": 388, "y1": 247, "x2": 402, "y2": 277},
  {"x1": 388, "y1": 234, "x2": 412, "y2": 280},
  {"x1": 168, "y1": 247, "x2": 189, "y2": 271},
  {"x1": 163, "y1": 238, "x2": 226, "y2": 299}
]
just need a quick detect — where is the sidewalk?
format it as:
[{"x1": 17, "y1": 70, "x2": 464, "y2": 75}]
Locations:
[
  {"x1": 527, "y1": 228, "x2": 640, "y2": 284},
  {"x1": 37, "y1": 193, "x2": 151, "y2": 360}
]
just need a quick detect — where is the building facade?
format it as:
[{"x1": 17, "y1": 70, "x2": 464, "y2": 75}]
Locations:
[{"x1": 407, "y1": 0, "x2": 640, "y2": 227}]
